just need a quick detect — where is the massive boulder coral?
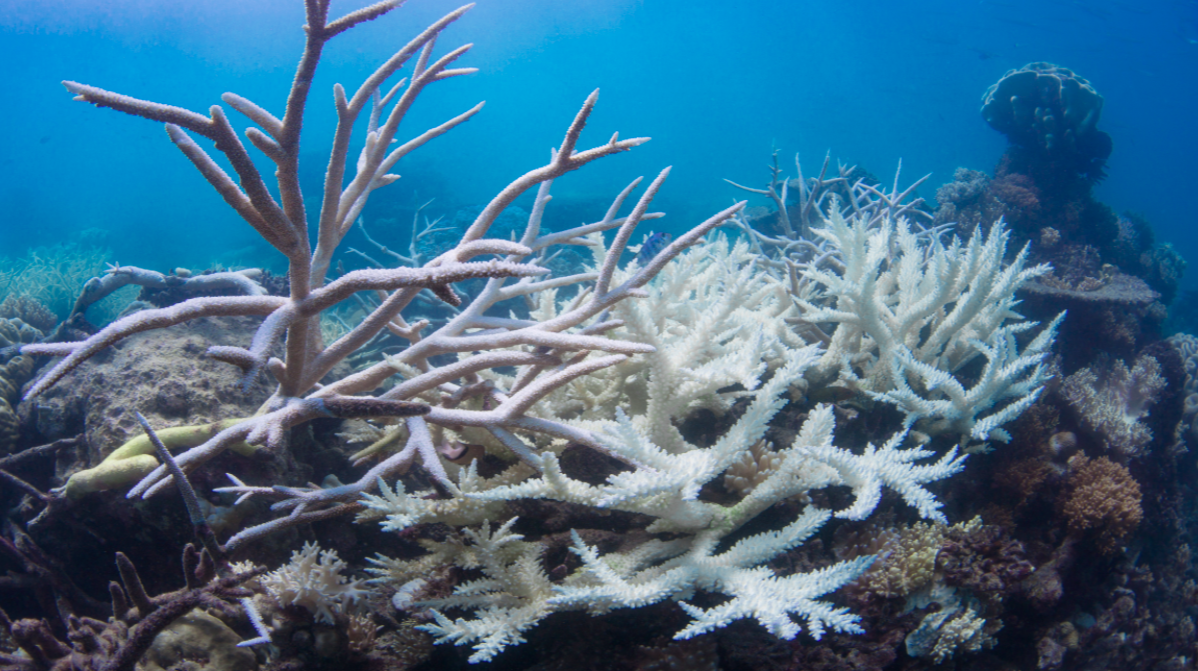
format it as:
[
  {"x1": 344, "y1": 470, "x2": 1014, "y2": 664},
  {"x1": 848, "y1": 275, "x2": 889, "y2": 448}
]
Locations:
[
  {"x1": 18, "y1": 316, "x2": 277, "y2": 495},
  {"x1": 0, "y1": 318, "x2": 44, "y2": 455},
  {"x1": 982, "y1": 62, "x2": 1112, "y2": 180}
]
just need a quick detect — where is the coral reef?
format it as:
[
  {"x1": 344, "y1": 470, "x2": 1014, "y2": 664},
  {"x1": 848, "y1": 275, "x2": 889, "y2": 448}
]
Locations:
[
  {"x1": 4, "y1": 3, "x2": 1194, "y2": 670},
  {"x1": 0, "y1": 238, "x2": 136, "y2": 325}
]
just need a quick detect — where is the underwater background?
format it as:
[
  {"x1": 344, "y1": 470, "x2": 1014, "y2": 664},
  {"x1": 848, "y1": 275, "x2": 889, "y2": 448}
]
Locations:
[{"x1": 2, "y1": 0, "x2": 1196, "y2": 288}]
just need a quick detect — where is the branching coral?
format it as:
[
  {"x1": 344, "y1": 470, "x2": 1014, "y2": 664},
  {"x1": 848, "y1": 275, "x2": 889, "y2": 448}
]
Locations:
[
  {"x1": 521, "y1": 233, "x2": 805, "y2": 448},
  {"x1": 363, "y1": 348, "x2": 972, "y2": 661},
  {"x1": 724, "y1": 151, "x2": 932, "y2": 272},
  {"x1": 10, "y1": 1, "x2": 1067, "y2": 666},
  {"x1": 795, "y1": 209, "x2": 1061, "y2": 442},
  {"x1": 0, "y1": 545, "x2": 260, "y2": 671},
  {"x1": 262, "y1": 541, "x2": 371, "y2": 624},
  {"x1": 21, "y1": 1, "x2": 747, "y2": 545}
]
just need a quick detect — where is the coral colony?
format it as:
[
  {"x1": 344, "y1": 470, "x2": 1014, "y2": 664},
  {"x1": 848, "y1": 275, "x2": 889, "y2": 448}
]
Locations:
[{"x1": 1, "y1": 3, "x2": 1195, "y2": 671}]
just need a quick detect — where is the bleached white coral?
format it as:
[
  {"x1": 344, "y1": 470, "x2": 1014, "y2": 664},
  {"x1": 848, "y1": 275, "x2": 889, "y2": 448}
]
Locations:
[
  {"x1": 796, "y1": 211, "x2": 1061, "y2": 442},
  {"x1": 366, "y1": 347, "x2": 974, "y2": 661},
  {"x1": 418, "y1": 519, "x2": 557, "y2": 663},
  {"x1": 798, "y1": 425, "x2": 967, "y2": 523},
  {"x1": 355, "y1": 209, "x2": 1060, "y2": 664},
  {"x1": 262, "y1": 541, "x2": 370, "y2": 624},
  {"x1": 875, "y1": 312, "x2": 1063, "y2": 442},
  {"x1": 552, "y1": 509, "x2": 874, "y2": 641},
  {"x1": 531, "y1": 233, "x2": 804, "y2": 452},
  {"x1": 799, "y1": 212, "x2": 1049, "y2": 384}
]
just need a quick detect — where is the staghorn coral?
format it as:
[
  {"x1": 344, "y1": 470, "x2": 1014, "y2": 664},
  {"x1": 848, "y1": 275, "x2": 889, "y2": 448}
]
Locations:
[
  {"x1": 22, "y1": 0, "x2": 749, "y2": 550},
  {"x1": 724, "y1": 151, "x2": 932, "y2": 273},
  {"x1": 1062, "y1": 455, "x2": 1143, "y2": 553},
  {"x1": 8, "y1": 1, "x2": 1065, "y2": 665},
  {"x1": 0, "y1": 545, "x2": 260, "y2": 671},
  {"x1": 796, "y1": 209, "x2": 1061, "y2": 443},
  {"x1": 364, "y1": 348, "x2": 976, "y2": 661},
  {"x1": 1062, "y1": 353, "x2": 1165, "y2": 458},
  {"x1": 525, "y1": 233, "x2": 805, "y2": 446},
  {"x1": 262, "y1": 541, "x2": 371, "y2": 624}
]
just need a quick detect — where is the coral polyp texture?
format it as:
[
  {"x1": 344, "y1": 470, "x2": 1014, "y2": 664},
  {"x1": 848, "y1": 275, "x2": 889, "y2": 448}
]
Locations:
[{"x1": 12, "y1": 2, "x2": 1197, "y2": 670}]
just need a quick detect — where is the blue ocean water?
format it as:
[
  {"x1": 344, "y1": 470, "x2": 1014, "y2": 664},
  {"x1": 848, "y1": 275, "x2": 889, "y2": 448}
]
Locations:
[{"x1": 1, "y1": 0, "x2": 1195, "y2": 286}]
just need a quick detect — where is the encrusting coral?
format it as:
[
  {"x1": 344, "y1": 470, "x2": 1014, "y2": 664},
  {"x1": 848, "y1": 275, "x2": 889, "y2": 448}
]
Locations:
[{"x1": 10, "y1": 0, "x2": 1069, "y2": 666}]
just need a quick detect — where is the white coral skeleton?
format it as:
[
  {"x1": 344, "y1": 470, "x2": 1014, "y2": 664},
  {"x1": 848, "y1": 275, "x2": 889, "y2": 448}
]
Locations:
[{"x1": 20, "y1": 0, "x2": 1065, "y2": 664}]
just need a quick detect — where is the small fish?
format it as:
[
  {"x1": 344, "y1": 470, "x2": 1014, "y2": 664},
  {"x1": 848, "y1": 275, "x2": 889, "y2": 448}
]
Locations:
[{"x1": 634, "y1": 232, "x2": 672, "y2": 267}]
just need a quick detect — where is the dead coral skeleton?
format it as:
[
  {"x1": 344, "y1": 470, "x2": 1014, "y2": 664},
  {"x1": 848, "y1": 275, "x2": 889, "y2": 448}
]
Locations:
[
  {"x1": 20, "y1": 1, "x2": 746, "y2": 549},
  {"x1": 0, "y1": 544, "x2": 261, "y2": 671}
]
